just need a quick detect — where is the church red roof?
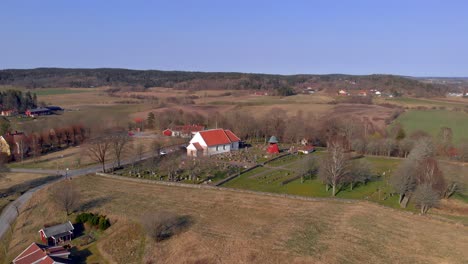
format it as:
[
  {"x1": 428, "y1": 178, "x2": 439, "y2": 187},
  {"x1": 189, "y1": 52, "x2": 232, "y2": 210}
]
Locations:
[{"x1": 198, "y1": 129, "x2": 240, "y2": 146}]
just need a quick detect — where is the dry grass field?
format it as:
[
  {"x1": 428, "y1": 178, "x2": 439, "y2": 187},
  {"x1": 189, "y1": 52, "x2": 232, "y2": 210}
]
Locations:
[
  {"x1": 0, "y1": 172, "x2": 48, "y2": 190},
  {"x1": 2, "y1": 175, "x2": 468, "y2": 264}
]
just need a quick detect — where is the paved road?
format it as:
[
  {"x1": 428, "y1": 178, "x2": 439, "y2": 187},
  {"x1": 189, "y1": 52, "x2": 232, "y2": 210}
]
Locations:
[{"x1": 0, "y1": 144, "x2": 185, "y2": 240}]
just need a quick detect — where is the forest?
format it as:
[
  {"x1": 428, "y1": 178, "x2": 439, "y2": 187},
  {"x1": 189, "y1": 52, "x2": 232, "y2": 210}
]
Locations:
[{"x1": 0, "y1": 68, "x2": 450, "y2": 97}]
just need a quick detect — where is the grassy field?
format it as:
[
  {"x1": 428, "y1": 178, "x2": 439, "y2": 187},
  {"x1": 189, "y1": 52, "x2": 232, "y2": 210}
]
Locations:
[
  {"x1": 392, "y1": 110, "x2": 468, "y2": 144},
  {"x1": 2, "y1": 175, "x2": 468, "y2": 263},
  {"x1": 29, "y1": 88, "x2": 91, "y2": 96},
  {"x1": 380, "y1": 97, "x2": 468, "y2": 109},
  {"x1": 0, "y1": 173, "x2": 59, "y2": 212}
]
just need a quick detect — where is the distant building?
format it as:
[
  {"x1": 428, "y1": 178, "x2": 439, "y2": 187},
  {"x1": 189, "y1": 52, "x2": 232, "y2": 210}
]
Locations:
[
  {"x1": 0, "y1": 109, "x2": 17, "y2": 116},
  {"x1": 298, "y1": 145, "x2": 315, "y2": 154},
  {"x1": 164, "y1": 124, "x2": 205, "y2": 138},
  {"x1": 338, "y1": 90, "x2": 348, "y2": 96},
  {"x1": 39, "y1": 221, "x2": 74, "y2": 246},
  {"x1": 12, "y1": 242, "x2": 71, "y2": 264},
  {"x1": 187, "y1": 129, "x2": 240, "y2": 157},
  {"x1": 267, "y1": 136, "x2": 280, "y2": 154},
  {"x1": 25, "y1": 107, "x2": 52, "y2": 117}
]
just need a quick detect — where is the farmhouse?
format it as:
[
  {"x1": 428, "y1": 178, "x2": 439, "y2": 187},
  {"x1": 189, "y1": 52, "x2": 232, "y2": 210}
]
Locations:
[
  {"x1": 187, "y1": 128, "x2": 240, "y2": 157},
  {"x1": 12, "y1": 242, "x2": 71, "y2": 264},
  {"x1": 1, "y1": 109, "x2": 17, "y2": 116},
  {"x1": 298, "y1": 145, "x2": 315, "y2": 154},
  {"x1": 26, "y1": 107, "x2": 52, "y2": 117},
  {"x1": 163, "y1": 124, "x2": 205, "y2": 138},
  {"x1": 39, "y1": 221, "x2": 74, "y2": 246}
]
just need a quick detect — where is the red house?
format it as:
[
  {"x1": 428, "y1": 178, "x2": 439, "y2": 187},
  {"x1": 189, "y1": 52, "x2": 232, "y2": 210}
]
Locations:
[
  {"x1": 39, "y1": 221, "x2": 74, "y2": 246},
  {"x1": 25, "y1": 107, "x2": 52, "y2": 117}
]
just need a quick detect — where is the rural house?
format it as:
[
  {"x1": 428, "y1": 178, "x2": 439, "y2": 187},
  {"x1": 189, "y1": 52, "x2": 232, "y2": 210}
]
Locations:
[
  {"x1": 25, "y1": 107, "x2": 52, "y2": 117},
  {"x1": 39, "y1": 221, "x2": 74, "y2": 246},
  {"x1": 298, "y1": 145, "x2": 315, "y2": 154},
  {"x1": 163, "y1": 124, "x2": 205, "y2": 138},
  {"x1": 187, "y1": 128, "x2": 240, "y2": 157},
  {"x1": 1, "y1": 109, "x2": 17, "y2": 116},
  {"x1": 12, "y1": 242, "x2": 71, "y2": 264}
]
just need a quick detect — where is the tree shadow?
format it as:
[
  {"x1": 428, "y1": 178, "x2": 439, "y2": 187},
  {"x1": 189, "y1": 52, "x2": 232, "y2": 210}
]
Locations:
[
  {"x1": 70, "y1": 247, "x2": 92, "y2": 264},
  {"x1": 73, "y1": 223, "x2": 85, "y2": 237},
  {"x1": 158, "y1": 215, "x2": 194, "y2": 241},
  {"x1": 79, "y1": 196, "x2": 113, "y2": 211}
]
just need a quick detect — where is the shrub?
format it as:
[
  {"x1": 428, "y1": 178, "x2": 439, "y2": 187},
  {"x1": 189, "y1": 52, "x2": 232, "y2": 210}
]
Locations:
[{"x1": 75, "y1": 212, "x2": 111, "y2": 230}]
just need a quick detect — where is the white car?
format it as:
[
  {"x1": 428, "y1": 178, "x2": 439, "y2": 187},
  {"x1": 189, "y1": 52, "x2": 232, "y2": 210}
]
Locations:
[{"x1": 160, "y1": 150, "x2": 167, "y2": 156}]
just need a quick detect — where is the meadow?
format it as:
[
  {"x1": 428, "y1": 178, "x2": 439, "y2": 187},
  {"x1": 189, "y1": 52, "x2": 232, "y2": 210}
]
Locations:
[
  {"x1": 2, "y1": 174, "x2": 468, "y2": 264},
  {"x1": 392, "y1": 110, "x2": 468, "y2": 144}
]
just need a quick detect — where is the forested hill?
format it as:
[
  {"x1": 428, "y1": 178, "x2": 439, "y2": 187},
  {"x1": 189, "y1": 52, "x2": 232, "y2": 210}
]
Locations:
[{"x1": 0, "y1": 68, "x2": 449, "y2": 96}]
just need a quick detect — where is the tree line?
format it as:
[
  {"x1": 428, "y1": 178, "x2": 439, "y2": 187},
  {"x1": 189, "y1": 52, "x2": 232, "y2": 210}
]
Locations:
[
  {"x1": 0, "y1": 90, "x2": 38, "y2": 112},
  {"x1": 0, "y1": 68, "x2": 448, "y2": 96},
  {"x1": 4, "y1": 124, "x2": 87, "y2": 162}
]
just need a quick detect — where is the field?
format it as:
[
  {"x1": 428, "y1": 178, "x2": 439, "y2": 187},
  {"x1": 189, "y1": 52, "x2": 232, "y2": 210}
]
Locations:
[
  {"x1": 0, "y1": 172, "x2": 58, "y2": 212},
  {"x1": 392, "y1": 110, "x2": 468, "y2": 143},
  {"x1": 2, "y1": 174, "x2": 468, "y2": 263}
]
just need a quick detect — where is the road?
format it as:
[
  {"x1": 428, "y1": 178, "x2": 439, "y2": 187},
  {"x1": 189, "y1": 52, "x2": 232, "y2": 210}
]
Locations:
[{"x1": 0, "y1": 144, "x2": 185, "y2": 240}]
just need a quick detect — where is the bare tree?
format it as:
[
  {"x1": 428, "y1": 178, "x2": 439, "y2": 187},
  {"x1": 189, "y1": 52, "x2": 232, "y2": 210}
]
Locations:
[
  {"x1": 110, "y1": 133, "x2": 130, "y2": 168},
  {"x1": 51, "y1": 181, "x2": 81, "y2": 215},
  {"x1": 347, "y1": 159, "x2": 372, "y2": 190},
  {"x1": 390, "y1": 160, "x2": 417, "y2": 207},
  {"x1": 408, "y1": 138, "x2": 434, "y2": 161},
  {"x1": 383, "y1": 138, "x2": 397, "y2": 157},
  {"x1": 141, "y1": 212, "x2": 192, "y2": 242},
  {"x1": 136, "y1": 143, "x2": 144, "y2": 162},
  {"x1": 351, "y1": 138, "x2": 366, "y2": 154},
  {"x1": 412, "y1": 183, "x2": 440, "y2": 214},
  {"x1": 297, "y1": 155, "x2": 316, "y2": 183},
  {"x1": 436, "y1": 127, "x2": 453, "y2": 156},
  {"x1": 318, "y1": 142, "x2": 348, "y2": 196},
  {"x1": 416, "y1": 158, "x2": 446, "y2": 195},
  {"x1": 398, "y1": 138, "x2": 414, "y2": 157},
  {"x1": 87, "y1": 137, "x2": 111, "y2": 172},
  {"x1": 443, "y1": 181, "x2": 463, "y2": 199}
]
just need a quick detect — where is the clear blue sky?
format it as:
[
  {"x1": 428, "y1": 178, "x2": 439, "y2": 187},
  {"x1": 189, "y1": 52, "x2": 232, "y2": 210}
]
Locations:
[{"x1": 1, "y1": 0, "x2": 467, "y2": 76}]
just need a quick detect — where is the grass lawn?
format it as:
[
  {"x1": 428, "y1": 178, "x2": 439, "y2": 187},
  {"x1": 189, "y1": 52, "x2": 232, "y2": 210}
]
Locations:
[
  {"x1": 391, "y1": 109, "x2": 468, "y2": 144},
  {"x1": 3, "y1": 174, "x2": 468, "y2": 263},
  {"x1": 30, "y1": 88, "x2": 91, "y2": 96}
]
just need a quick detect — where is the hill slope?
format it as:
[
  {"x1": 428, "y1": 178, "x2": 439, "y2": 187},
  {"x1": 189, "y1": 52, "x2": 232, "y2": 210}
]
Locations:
[{"x1": 0, "y1": 68, "x2": 449, "y2": 96}]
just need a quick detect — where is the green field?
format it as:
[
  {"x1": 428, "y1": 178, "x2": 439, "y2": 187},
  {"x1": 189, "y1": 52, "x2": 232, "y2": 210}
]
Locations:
[
  {"x1": 29, "y1": 88, "x2": 91, "y2": 96},
  {"x1": 224, "y1": 155, "x2": 404, "y2": 208},
  {"x1": 392, "y1": 110, "x2": 468, "y2": 144}
]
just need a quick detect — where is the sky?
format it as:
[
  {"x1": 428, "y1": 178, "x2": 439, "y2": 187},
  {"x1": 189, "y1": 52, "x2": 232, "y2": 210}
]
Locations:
[{"x1": 1, "y1": 0, "x2": 467, "y2": 76}]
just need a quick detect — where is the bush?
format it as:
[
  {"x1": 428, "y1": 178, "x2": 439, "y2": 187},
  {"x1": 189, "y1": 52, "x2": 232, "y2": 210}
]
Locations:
[{"x1": 75, "y1": 212, "x2": 111, "y2": 230}]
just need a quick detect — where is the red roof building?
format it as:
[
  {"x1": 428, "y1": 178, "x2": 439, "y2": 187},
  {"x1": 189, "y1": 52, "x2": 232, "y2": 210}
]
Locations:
[
  {"x1": 12, "y1": 243, "x2": 70, "y2": 264},
  {"x1": 298, "y1": 145, "x2": 315, "y2": 154},
  {"x1": 187, "y1": 129, "x2": 241, "y2": 157}
]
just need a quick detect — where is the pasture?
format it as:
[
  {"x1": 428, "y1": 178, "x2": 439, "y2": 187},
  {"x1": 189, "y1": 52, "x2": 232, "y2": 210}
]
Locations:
[
  {"x1": 392, "y1": 110, "x2": 468, "y2": 144},
  {"x1": 2, "y1": 174, "x2": 468, "y2": 263}
]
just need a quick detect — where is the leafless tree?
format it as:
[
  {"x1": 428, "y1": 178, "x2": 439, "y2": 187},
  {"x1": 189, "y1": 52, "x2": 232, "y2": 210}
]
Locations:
[
  {"x1": 408, "y1": 138, "x2": 434, "y2": 161},
  {"x1": 415, "y1": 158, "x2": 446, "y2": 195},
  {"x1": 398, "y1": 138, "x2": 414, "y2": 157},
  {"x1": 110, "y1": 133, "x2": 130, "y2": 168},
  {"x1": 141, "y1": 212, "x2": 192, "y2": 242},
  {"x1": 436, "y1": 127, "x2": 453, "y2": 156},
  {"x1": 297, "y1": 155, "x2": 316, "y2": 183},
  {"x1": 351, "y1": 138, "x2": 366, "y2": 154},
  {"x1": 136, "y1": 143, "x2": 144, "y2": 162},
  {"x1": 151, "y1": 140, "x2": 162, "y2": 159},
  {"x1": 383, "y1": 138, "x2": 397, "y2": 156},
  {"x1": 346, "y1": 159, "x2": 372, "y2": 190},
  {"x1": 390, "y1": 160, "x2": 417, "y2": 207},
  {"x1": 87, "y1": 137, "x2": 111, "y2": 172},
  {"x1": 460, "y1": 140, "x2": 468, "y2": 162},
  {"x1": 51, "y1": 181, "x2": 81, "y2": 215},
  {"x1": 318, "y1": 141, "x2": 348, "y2": 196},
  {"x1": 443, "y1": 181, "x2": 463, "y2": 199},
  {"x1": 412, "y1": 183, "x2": 440, "y2": 214}
]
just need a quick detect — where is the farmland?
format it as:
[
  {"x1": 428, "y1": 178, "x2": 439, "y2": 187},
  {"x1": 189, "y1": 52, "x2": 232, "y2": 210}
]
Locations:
[
  {"x1": 392, "y1": 110, "x2": 468, "y2": 144},
  {"x1": 2, "y1": 174, "x2": 468, "y2": 264}
]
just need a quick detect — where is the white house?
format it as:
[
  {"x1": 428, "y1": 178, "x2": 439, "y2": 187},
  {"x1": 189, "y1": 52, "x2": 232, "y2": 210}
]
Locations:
[{"x1": 187, "y1": 129, "x2": 240, "y2": 157}]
